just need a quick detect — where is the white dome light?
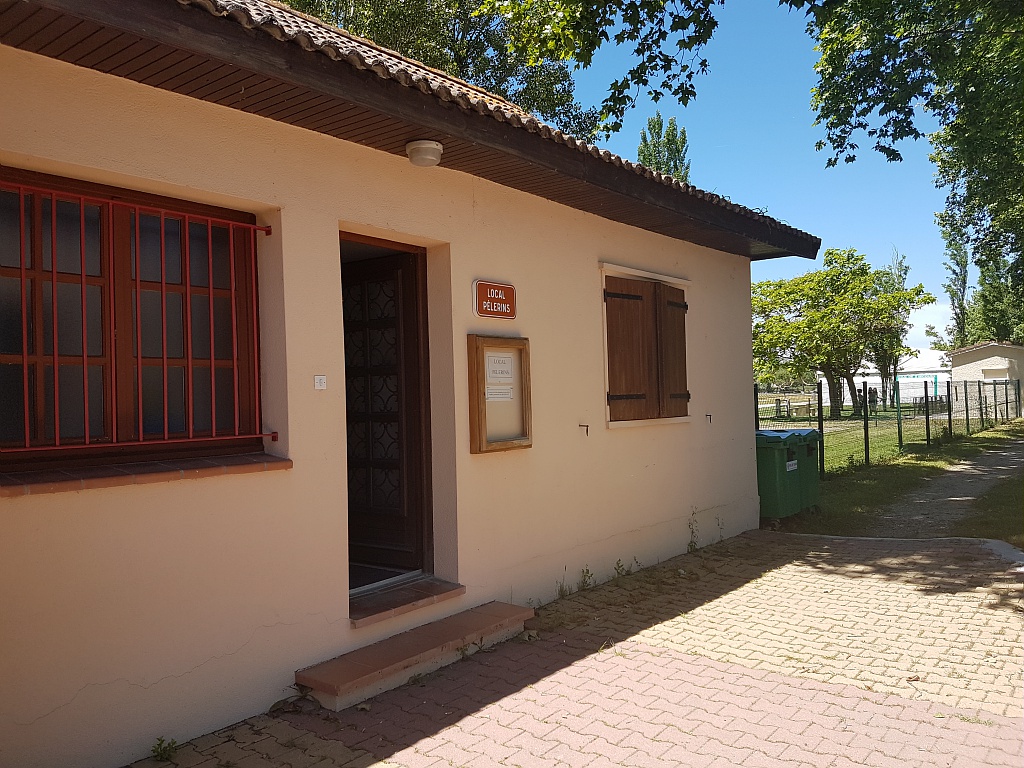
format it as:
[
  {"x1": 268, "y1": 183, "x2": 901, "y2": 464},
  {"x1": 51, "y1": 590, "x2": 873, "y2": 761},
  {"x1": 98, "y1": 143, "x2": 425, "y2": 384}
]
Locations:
[{"x1": 405, "y1": 140, "x2": 444, "y2": 167}]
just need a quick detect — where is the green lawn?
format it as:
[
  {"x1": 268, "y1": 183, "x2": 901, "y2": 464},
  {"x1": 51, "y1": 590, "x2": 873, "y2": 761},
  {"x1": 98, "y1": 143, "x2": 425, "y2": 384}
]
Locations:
[{"x1": 777, "y1": 419, "x2": 1024, "y2": 539}]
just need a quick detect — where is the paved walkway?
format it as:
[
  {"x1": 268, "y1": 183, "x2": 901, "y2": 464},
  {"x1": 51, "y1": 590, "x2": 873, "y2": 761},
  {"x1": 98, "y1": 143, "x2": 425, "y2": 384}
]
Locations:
[
  {"x1": 871, "y1": 439, "x2": 1024, "y2": 538},
  {"x1": 130, "y1": 533, "x2": 1024, "y2": 768}
]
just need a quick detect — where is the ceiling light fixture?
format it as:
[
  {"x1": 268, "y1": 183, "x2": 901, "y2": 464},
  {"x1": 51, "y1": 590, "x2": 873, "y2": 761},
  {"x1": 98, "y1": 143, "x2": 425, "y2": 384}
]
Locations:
[{"x1": 405, "y1": 140, "x2": 443, "y2": 167}]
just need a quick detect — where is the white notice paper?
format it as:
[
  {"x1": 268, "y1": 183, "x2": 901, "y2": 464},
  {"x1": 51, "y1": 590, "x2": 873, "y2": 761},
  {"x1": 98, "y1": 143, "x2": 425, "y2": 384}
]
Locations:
[
  {"x1": 485, "y1": 386, "x2": 514, "y2": 401},
  {"x1": 486, "y1": 354, "x2": 514, "y2": 384}
]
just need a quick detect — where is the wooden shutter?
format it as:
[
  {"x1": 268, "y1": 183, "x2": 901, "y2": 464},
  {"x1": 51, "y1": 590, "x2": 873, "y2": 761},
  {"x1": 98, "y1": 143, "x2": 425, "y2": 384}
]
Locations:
[
  {"x1": 657, "y1": 283, "x2": 689, "y2": 417},
  {"x1": 604, "y1": 276, "x2": 658, "y2": 421}
]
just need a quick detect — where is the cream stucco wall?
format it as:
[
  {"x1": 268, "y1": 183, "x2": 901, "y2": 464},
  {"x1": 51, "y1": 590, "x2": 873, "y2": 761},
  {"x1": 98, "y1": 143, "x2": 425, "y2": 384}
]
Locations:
[
  {"x1": 0, "y1": 45, "x2": 761, "y2": 768},
  {"x1": 951, "y1": 345, "x2": 1024, "y2": 383}
]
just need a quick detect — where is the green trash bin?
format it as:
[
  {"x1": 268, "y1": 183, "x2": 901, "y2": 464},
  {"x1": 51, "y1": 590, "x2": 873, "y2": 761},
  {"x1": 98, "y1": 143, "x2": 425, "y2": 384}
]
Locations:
[
  {"x1": 789, "y1": 428, "x2": 821, "y2": 513},
  {"x1": 754, "y1": 430, "x2": 802, "y2": 518}
]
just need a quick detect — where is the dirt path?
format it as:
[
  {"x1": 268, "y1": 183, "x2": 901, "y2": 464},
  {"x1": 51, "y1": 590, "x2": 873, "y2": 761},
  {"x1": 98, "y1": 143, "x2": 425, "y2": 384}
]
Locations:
[{"x1": 870, "y1": 438, "x2": 1024, "y2": 538}]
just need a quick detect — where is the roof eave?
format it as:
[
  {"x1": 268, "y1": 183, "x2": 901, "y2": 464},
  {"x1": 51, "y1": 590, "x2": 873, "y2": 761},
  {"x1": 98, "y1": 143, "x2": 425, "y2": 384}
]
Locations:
[{"x1": 11, "y1": 0, "x2": 821, "y2": 260}]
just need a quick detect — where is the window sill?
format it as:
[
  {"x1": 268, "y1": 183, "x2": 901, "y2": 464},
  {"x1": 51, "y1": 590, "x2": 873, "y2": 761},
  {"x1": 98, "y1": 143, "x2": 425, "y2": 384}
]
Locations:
[
  {"x1": 0, "y1": 453, "x2": 292, "y2": 497},
  {"x1": 607, "y1": 416, "x2": 692, "y2": 429}
]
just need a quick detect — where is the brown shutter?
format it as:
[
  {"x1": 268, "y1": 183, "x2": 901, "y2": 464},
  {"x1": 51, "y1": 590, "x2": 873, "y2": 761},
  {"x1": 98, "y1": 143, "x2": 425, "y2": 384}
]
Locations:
[
  {"x1": 604, "y1": 276, "x2": 658, "y2": 421},
  {"x1": 657, "y1": 283, "x2": 689, "y2": 417}
]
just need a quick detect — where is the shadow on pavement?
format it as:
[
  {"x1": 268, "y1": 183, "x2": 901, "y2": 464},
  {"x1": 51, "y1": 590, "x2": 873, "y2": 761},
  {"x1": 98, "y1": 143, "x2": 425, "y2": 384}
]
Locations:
[{"x1": 277, "y1": 530, "x2": 1023, "y2": 764}]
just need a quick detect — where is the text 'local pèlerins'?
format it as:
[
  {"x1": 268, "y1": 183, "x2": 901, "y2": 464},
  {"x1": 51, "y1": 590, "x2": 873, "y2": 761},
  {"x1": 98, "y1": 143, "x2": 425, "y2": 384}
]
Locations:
[{"x1": 482, "y1": 287, "x2": 510, "y2": 313}]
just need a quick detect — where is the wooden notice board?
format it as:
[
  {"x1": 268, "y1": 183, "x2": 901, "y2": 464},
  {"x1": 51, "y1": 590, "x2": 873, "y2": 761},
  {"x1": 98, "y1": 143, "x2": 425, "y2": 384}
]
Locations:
[{"x1": 467, "y1": 335, "x2": 532, "y2": 453}]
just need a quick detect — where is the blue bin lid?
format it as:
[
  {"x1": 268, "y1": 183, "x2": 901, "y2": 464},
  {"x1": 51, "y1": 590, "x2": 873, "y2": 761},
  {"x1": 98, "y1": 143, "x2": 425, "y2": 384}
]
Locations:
[
  {"x1": 755, "y1": 429, "x2": 803, "y2": 445},
  {"x1": 788, "y1": 428, "x2": 821, "y2": 442}
]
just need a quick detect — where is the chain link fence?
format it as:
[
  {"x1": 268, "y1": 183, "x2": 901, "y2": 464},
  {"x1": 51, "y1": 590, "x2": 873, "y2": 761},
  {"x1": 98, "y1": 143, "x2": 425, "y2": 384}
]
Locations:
[{"x1": 756, "y1": 378, "x2": 1022, "y2": 475}]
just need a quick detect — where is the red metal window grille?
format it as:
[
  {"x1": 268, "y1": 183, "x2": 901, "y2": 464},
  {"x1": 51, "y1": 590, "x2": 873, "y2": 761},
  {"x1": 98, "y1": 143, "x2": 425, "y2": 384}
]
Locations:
[{"x1": 0, "y1": 174, "x2": 271, "y2": 466}]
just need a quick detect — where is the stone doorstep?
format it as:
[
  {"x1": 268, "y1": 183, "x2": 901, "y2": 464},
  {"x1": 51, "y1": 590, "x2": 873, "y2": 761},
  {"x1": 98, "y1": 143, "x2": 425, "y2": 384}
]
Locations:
[
  {"x1": 349, "y1": 576, "x2": 467, "y2": 629},
  {"x1": 296, "y1": 601, "x2": 535, "y2": 712}
]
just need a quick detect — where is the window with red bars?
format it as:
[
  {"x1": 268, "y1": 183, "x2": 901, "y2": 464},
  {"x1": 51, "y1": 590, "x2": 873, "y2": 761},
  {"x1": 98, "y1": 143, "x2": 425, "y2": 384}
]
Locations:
[{"x1": 0, "y1": 168, "x2": 269, "y2": 470}]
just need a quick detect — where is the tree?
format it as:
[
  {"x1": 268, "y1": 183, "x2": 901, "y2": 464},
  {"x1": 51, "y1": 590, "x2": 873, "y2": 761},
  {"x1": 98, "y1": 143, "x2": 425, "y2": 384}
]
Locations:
[
  {"x1": 753, "y1": 249, "x2": 933, "y2": 418},
  {"x1": 940, "y1": 235, "x2": 972, "y2": 352},
  {"x1": 925, "y1": 228, "x2": 972, "y2": 361},
  {"x1": 864, "y1": 252, "x2": 918, "y2": 409},
  {"x1": 928, "y1": 226, "x2": 1024, "y2": 355},
  {"x1": 637, "y1": 112, "x2": 691, "y2": 182},
  {"x1": 283, "y1": 0, "x2": 601, "y2": 139},
  {"x1": 753, "y1": 359, "x2": 817, "y2": 393},
  {"x1": 483, "y1": 0, "x2": 1023, "y2": 285},
  {"x1": 483, "y1": 0, "x2": 1021, "y2": 163},
  {"x1": 967, "y1": 254, "x2": 1024, "y2": 344}
]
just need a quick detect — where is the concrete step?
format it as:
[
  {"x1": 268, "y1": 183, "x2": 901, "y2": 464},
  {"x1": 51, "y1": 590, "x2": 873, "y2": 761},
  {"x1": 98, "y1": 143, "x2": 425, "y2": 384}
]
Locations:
[{"x1": 295, "y1": 601, "x2": 535, "y2": 711}]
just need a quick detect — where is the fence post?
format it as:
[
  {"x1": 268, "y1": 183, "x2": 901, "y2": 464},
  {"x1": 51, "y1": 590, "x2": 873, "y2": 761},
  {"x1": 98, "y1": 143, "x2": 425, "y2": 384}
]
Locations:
[
  {"x1": 862, "y1": 380, "x2": 870, "y2": 466},
  {"x1": 1004, "y1": 381, "x2": 1010, "y2": 423},
  {"x1": 964, "y1": 380, "x2": 971, "y2": 435},
  {"x1": 895, "y1": 380, "x2": 903, "y2": 448},
  {"x1": 947, "y1": 380, "x2": 953, "y2": 438},
  {"x1": 817, "y1": 379, "x2": 825, "y2": 479},
  {"x1": 924, "y1": 381, "x2": 931, "y2": 445},
  {"x1": 754, "y1": 383, "x2": 760, "y2": 430},
  {"x1": 979, "y1": 380, "x2": 986, "y2": 427},
  {"x1": 992, "y1": 382, "x2": 999, "y2": 423},
  {"x1": 1017, "y1": 379, "x2": 1022, "y2": 418}
]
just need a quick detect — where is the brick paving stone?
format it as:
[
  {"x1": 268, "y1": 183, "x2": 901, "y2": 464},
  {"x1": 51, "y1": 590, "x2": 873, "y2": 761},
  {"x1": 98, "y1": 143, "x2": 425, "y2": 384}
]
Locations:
[{"x1": 154, "y1": 532, "x2": 1022, "y2": 768}]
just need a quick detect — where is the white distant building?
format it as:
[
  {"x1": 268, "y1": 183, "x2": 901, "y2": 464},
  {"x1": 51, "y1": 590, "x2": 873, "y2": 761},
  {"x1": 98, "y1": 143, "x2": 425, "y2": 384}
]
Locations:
[{"x1": 816, "y1": 358, "x2": 951, "y2": 406}]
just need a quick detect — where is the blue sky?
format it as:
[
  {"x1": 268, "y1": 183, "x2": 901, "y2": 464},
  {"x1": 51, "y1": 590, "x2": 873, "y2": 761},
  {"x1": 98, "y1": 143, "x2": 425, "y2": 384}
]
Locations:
[{"x1": 570, "y1": 2, "x2": 955, "y2": 367}]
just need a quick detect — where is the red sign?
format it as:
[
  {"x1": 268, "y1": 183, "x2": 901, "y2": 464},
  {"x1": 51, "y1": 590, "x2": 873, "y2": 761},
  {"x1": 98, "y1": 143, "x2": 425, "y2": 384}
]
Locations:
[{"x1": 475, "y1": 280, "x2": 516, "y2": 319}]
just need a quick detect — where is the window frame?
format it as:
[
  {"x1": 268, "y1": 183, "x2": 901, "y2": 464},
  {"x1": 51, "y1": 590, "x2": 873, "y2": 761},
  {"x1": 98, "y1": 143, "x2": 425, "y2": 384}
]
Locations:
[
  {"x1": 0, "y1": 166, "x2": 270, "y2": 472},
  {"x1": 600, "y1": 263, "x2": 692, "y2": 428}
]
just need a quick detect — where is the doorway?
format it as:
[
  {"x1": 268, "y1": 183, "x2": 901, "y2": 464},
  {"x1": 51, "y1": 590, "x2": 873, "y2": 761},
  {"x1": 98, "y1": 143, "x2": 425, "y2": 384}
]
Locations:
[{"x1": 340, "y1": 233, "x2": 432, "y2": 593}]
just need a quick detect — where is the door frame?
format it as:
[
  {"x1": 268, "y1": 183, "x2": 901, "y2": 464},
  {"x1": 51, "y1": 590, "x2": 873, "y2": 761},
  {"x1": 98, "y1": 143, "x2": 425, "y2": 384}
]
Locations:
[{"x1": 340, "y1": 231, "x2": 434, "y2": 576}]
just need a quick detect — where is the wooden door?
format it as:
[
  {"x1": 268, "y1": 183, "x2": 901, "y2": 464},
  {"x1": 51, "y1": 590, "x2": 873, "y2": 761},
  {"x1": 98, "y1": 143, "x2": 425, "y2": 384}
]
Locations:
[{"x1": 342, "y1": 251, "x2": 430, "y2": 571}]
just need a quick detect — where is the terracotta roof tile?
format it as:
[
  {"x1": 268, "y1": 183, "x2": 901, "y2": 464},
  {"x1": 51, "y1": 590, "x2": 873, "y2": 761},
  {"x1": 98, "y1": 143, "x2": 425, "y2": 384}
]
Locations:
[
  {"x1": 950, "y1": 341, "x2": 1024, "y2": 356},
  {"x1": 178, "y1": 0, "x2": 818, "y2": 247}
]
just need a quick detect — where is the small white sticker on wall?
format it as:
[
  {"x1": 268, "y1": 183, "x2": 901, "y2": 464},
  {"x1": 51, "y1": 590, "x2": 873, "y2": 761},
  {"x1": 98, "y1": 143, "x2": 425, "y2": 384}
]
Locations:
[
  {"x1": 786, "y1": 460, "x2": 798, "y2": 472},
  {"x1": 485, "y1": 386, "x2": 514, "y2": 402},
  {"x1": 314, "y1": 375, "x2": 327, "y2": 390}
]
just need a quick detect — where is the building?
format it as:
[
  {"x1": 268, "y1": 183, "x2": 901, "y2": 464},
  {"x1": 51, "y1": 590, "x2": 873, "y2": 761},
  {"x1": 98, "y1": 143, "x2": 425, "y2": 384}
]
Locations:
[
  {"x1": 0, "y1": 1, "x2": 819, "y2": 765},
  {"x1": 950, "y1": 342, "x2": 1024, "y2": 383}
]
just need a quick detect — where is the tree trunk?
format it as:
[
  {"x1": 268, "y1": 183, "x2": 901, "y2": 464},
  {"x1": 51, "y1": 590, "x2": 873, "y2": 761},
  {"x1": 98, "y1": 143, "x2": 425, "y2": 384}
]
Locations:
[
  {"x1": 844, "y1": 373, "x2": 862, "y2": 417},
  {"x1": 889, "y1": 354, "x2": 900, "y2": 408},
  {"x1": 822, "y1": 370, "x2": 843, "y2": 420}
]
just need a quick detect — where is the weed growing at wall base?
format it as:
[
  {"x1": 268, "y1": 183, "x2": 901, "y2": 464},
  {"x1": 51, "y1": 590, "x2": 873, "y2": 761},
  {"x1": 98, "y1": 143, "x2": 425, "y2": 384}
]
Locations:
[{"x1": 150, "y1": 737, "x2": 178, "y2": 762}]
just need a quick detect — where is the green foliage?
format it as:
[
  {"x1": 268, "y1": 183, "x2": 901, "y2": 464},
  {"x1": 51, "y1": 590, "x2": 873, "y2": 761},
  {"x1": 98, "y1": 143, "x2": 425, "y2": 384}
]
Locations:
[
  {"x1": 480, "y1": 0, "x2": 1022, "y2": 289},
  {"x1": 802, "y1": 0, "x2": 1022, "y2": 167},
  {"x1": 282, "y1": 0, "x2": 600, "y2": 138},
  {"x1": 864, "y1": 252, "x2": 917, "y2": 406},
  {"x1": 967, "y1": 253, "x2": 1024, "y2": 344},
  {"x1": 752, "y1": 249, "x2": 933, "y2": 418},
  {"x1": 556, "y1": 566, "x2": 574, "y2": 598},
  {"x1": 936, "y1": 233, "x2": 971, "y2": 354},
  {"x1": 637, "y1": 111, "x2": 691, "y2": 182},
  {"x1": 150, "y1": 737, "x2": 178, "y2": 762},
  {"x1": 577, "y1": 565, "x2": 595, "y2": 590},
  {"x1": 926, "y1": 1, "x2": 1024, "y2": 277},
  {"x1": 753, "y1": 360, "x2": 817, "y2": 391},
  {"x1": 480, "y1": 0, "x2": 721, "y2": 135},
  {"x1": 929, "y1": 237, "x2": 1024, "y2": 350}
]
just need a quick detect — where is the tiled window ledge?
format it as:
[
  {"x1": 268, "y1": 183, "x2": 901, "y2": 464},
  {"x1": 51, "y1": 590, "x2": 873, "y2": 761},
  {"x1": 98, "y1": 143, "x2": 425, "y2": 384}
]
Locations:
[{"x1": 0, "y1": 453, "x2": 292, "y2": 497}]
